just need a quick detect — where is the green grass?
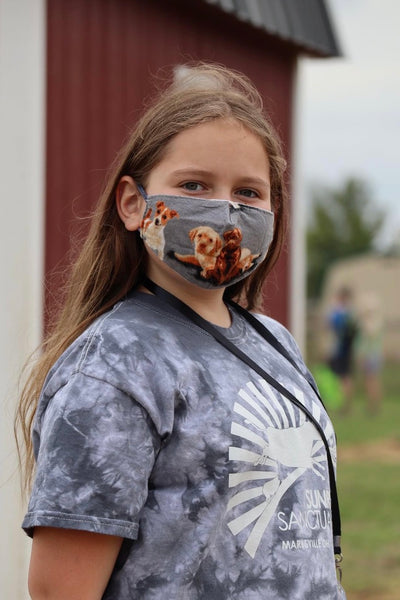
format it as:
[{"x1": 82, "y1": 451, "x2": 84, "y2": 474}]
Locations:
[
  {"x1": 338, "y1": 463, "x2": 400, "y2": 598},
  {"x1": 333, "y1": 399, "x2": 400, "y2": 447},
  {"x1": 315, "y1": 364, "x2": 400, "y2": 599},
  {"x1": 331, "y1": 363, "x2": 400, "y2": 445}
]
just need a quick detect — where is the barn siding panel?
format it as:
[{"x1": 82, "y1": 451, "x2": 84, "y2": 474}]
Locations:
[{"x1": 46, "y1": 0, "x2": 295, "y2": 325}]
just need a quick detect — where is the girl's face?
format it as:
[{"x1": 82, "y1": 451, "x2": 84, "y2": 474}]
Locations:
[
  {"x1": 145, "y1": 118, "x2": 271, "y2": 210},
  {"x1": 117, "y1": 118, "x2": 272, "y2": 295}
]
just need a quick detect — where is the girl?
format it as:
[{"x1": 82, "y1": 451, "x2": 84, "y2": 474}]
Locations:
[{"x1": 17, "y1": 64, "x2": 345, "y2": 599}]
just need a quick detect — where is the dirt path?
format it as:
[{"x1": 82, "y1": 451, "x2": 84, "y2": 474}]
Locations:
[
  {"x1": 338, "y1": 437, "x2": 400, "y2": 463},
  {"x1": 350, "y1": 591, "x2": 399, "y2": 600}
]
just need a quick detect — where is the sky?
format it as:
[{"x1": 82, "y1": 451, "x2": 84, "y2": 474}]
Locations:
[{"x1": 298, "y1": 0, "x2": 400, "y2": 247}]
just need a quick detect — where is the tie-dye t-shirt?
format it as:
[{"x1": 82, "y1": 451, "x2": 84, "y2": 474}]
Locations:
[{"x1": 23, "y1": 290, "x2": 345, "y2": 599}]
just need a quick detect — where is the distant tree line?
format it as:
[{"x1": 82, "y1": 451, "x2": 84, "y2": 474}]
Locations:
[{"x1": 306, "y1": 177, "x2": 385, "y2": 300}]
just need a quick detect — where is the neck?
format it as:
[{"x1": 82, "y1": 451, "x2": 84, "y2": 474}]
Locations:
[{"x1": 143, "y1": 266, "x2": 231, "y2": 327}]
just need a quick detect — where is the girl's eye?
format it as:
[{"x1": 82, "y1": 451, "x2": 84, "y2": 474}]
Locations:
[
  {"x1": 236, "y1": 188, "x2": 259, "y2": 199},
  {"x1": 181, "y1": 181, "x2": 205, "y2": 192}
]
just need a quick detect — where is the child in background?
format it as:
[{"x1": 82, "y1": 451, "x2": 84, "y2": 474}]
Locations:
[
  {"x1": 328, "y1": 286, "x2": 359, "y2": 413},
  {"x1": 356, "y1": 292, "x2": 384, "y2": 414}
]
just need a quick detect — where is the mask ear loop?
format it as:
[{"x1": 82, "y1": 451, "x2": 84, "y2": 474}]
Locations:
[{"x1": 136, "y1": 183, "x2": 148, "y2": 199}]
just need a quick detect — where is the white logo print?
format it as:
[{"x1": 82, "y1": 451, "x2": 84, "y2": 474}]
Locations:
[{"x1": 226, "y1": 379, "x2": 335, "y2": 558}]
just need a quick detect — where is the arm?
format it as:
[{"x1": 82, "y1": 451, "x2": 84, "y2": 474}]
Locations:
[{"x1": 28, "y1": 527, "x2": 123, "y2": 600}]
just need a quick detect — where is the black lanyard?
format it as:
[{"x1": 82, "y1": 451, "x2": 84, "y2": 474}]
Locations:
[{"x1": 142, "y1": 277, "x2": 342, "y2": 558}]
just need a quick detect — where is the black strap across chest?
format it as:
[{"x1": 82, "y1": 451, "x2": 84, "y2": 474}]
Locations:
[{"x1": 141, "y1": 277, "x2": 342, "y2": 556}]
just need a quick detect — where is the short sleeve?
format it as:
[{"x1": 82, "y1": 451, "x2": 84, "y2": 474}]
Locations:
[{"x1": 22, "y1": 372, "x2": 160, "y2": 539}]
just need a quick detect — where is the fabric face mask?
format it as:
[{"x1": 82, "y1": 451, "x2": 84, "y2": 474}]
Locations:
[{"x1": 138, "y1": 188, "x2": 275, "y2": 289}]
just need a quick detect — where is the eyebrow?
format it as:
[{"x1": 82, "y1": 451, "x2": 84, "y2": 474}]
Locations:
[
  {"x1": 170, "y1": 168, "x2": 214, "y2": 178},
  {"x1": 237, "y1": 177, "x2": 270, "y2": 190},
  {"x1": 170, "y1": 169, "x2": 270, "y2": 189}
]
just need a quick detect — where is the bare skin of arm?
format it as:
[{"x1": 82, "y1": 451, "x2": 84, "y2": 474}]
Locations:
[{"x1": 28, "y1": 527, "x2": 123, "y2": 600}]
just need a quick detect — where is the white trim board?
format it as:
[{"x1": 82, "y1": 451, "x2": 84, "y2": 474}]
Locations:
[{"x1": 0, "y1": 1, "x2": 46, "y2": 598}]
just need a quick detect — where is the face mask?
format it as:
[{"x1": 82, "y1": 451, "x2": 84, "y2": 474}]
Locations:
[{"x1": 138, "y1": 187, "x2": 274, "y2": 289}]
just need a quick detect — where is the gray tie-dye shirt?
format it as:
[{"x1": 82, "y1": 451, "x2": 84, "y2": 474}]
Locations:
[{"x1": 23, "y1": 291, "x2": 345, "y2": 599}]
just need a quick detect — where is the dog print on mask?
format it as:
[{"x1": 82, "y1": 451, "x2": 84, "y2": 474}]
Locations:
[
  {"x1": 206, "y1": 228, "x2": 260, "y2": 284},
  {"x1": 175, "y1": 226, "x2": 260, "y2": 284},
  {"x1": 174, "y1": 226, "x2": 223, "y2": 278},
  {"x1": 140, "y1": 201, "x2": 179, "y2": 259}
]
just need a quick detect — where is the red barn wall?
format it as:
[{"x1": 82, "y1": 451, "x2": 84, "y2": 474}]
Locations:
[{"x1": 46, "y1": 0, "x2": 296, "y2": 327}]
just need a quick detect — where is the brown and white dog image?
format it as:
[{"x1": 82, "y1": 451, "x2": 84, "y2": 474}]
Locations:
[
  {"x1": 205, "y1": 227, "x2": 260, "y2": 284},
  {"x1": 140, "y1": 201, "x2": 179, "y2": 259},
  {"x1": 211, "y1": 228, "x2": 243, "y2": 284},
  {"x1": 175, "y1": 226, "x2": 223, "y2": 277}
]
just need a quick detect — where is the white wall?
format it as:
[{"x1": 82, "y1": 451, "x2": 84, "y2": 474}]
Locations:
[
  {"x1": 289, "y1": 59, "x2": 306, "y2": 353},
  {"x1": 0, "y1": 0, "x2": 46, "y2": 597}
]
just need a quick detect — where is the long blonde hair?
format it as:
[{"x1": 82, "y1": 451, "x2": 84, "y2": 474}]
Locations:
[{"x1": 16, "y1": 63, "x2": 288, "y2": 491}]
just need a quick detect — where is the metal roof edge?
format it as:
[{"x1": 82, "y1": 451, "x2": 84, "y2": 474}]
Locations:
[{"x1": 202, "y1": 0, "x2": 342, "y2": 58}]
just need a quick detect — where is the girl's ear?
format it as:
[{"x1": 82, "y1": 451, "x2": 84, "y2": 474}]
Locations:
[{"x1": 116, "y1": 176, "x2": 145, "y2": 231}]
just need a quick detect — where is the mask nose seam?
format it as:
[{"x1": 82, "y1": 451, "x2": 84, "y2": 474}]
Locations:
[{"x1": 229, "y1": 200, "x2": 241, "y2": 209}]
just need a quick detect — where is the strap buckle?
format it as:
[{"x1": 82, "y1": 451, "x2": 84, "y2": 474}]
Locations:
[{"x1": 335, "y1": 552, "x2": 343, "y2": 583}]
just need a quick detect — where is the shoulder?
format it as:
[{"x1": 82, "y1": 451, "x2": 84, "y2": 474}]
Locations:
[
  {"x1": 42, "y1": 297, "x2": 141, "y2": 396},
  {"x1": 37, "y1": 293, "x2": 194, "y2": 436},
  {"x1": 251, "y1": 312, "x2": 321, "y2": 393},
  {"x1": 44, "y1": 293, "x2": 176, "y2": 392},
  {"x1": 254, "y1": 313, "x2": 300, "y2": 349},
  {"x1": 252, "y1": 312, "x2": 307, "y2": 370}
]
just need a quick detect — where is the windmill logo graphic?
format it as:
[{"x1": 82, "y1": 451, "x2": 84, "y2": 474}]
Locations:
[{"x1": 226, "y1": 379, "x2": 336, "y2": 558}]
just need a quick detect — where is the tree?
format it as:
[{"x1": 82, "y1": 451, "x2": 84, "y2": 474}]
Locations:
[{"x1": 306, "y1": 177, "x2": 384, "y2": 299}]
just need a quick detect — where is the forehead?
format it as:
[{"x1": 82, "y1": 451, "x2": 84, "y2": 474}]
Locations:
[
  {"x1": 158, "y1": 118, "x2": 269, "y2": 170},
  {"x1": 167, "y1": 117, "x2": 264, "y2": 148}
]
